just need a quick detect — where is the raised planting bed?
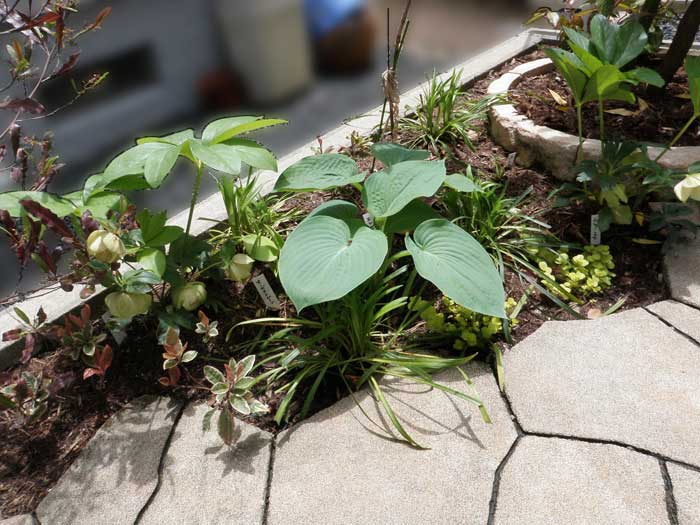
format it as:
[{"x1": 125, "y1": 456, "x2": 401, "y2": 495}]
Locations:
[
  {"x1": 1, "y1": 17, "x2": 699, "y2": 522},
  {"x1": 488, "y1": 55, "x2": 700, "y2": 181}
]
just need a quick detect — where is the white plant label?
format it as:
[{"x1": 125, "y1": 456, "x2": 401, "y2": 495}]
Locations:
[
  {"x1": 362, "y1": 213, "x2": 375, "y2": 228},
  {"x1": 252, "y1": 274, "x2": 281, "y2": 310},
  {"x1": 590, "y1": 214, "x2": 602, "y2": 246}
]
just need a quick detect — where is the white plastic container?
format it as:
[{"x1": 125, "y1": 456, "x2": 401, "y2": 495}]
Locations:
[{"x1": 215, "y1": 0, "x2": 314, "y2": 104}]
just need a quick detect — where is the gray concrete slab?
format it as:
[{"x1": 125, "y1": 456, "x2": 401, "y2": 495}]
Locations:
[
  {"x1": 665, "y1": 237, "x2": 700, "y2": 309},
  {"x1": 668, "y1": 464, "x2": 700, "y2": 524},
  {"x1": 36, "y1": 396, "x2": 181, "y2": 525},
  {"x1": 647, "y1": 300, "x2": 700, "y2": 343},
  {"x1": 268, "y1": 362, "x2": 517, "y2": 525},
  {"x1": 494, "y1": 436, "x2": 668, "y2": 524},
  {"x1": 139, "y1": 402, "x2": 272, "y2": 525},
  {"x1": 504, "y1": 308, "x2": 700, "y2": 466}
]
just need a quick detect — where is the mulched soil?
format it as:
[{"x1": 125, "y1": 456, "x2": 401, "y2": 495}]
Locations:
[
  {"x1": 0, "y1": 48, "x2": 672, "y2": 519},
  {"x1": 509, "y1": 50, "x2": 699, "y2": 146}
]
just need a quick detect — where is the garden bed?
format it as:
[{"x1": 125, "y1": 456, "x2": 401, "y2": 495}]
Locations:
[
  {"x1": 0, "y1": 42, "x2": 674, "y2": 517},
  {"x1": 5, "y1": 14, "x2": 697, "y2": 516}
]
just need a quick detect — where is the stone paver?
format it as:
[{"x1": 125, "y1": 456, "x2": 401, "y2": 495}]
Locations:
[
  {"x1": 665, "y1": 237, "x2": 700, "y2": 308},
  {"x1": 647, "y1": 300, "x2": 700, "y2": 342},
  {"x1": 36, "y1": 396, "x2": 181, "y2": 525},
  {"x1": 668, "y1": 464, "x2": 700, "y2": 524},
  {"x1": 140, "y1": 402, "x2": 272, "y2": 525},
  {"x1": 0, "y1": 515, "x2": 36, "y2": 525},
  {"x1": 494, "y1": 436, "x2": 668, "y2": 524},
  {"x1": 504, "y1": 308, "x2": 700, "y2": 466},
  {"x1": 268, "y1": 362, "x2": 517, "y2": 525}
]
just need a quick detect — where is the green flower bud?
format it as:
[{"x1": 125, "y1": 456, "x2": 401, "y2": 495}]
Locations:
[
  {"x1": 86, "y1": 230, "x2": 125, "y2": 264},
  {"x1": 172, "y1": 282, "x2": 207, "y2": 311},
  {"x1": 225, "y1": 254, "x2": 255, "y2": 282},
  {"x1": 105, "y1": 291, "x2": 152, "y2": 319}
]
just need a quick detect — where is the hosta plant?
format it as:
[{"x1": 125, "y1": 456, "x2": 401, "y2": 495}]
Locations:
[
  {"x1": 237, "y1": 143, "x2": 505, "y2": 446},
  {"x1": 274, "y1": 143, "x2": 506, "y2": 318}
]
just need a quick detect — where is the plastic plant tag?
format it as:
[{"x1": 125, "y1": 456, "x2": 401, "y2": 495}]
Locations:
[
  {"x1": 362, "y1": 213, "x2": 375, "y2": 228},
  {"x1": 590, "y1": 215, "x2": 602, "y2": 245},
  {"x1": 252, "y1": 274, "x2": 282, "y2": 310}
]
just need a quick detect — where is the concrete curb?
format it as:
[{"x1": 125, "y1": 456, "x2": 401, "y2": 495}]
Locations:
[{"x1": 487, "y1": 58, "x2": 700, "y2": 181}]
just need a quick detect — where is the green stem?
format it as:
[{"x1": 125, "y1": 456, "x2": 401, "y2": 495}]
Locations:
[
  {"x1": 576, "y1": 103, "x2": 584, "y2": 163},
  {"x1": 597, "y1": 100, "x2": 605, "y2": 142},
  {"x1": 185, "y1": 162, "x2": 204, "y2": 236},
  {"x1": 656, "y1": 114, "x2": 697, "y2": 162}
]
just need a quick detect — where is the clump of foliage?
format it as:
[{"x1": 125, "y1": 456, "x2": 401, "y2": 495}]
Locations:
[
  {"x1": 203, "y1": 355, "x2": 269, "y2": 445},
  {"x1": 410, "y1": 296, "x2": 519, "y2": 352},
  {"x1": 234, "y1": 142, "x2": 506, "y2": 447},
  {"x1": 535, "y1": 245, "x2": 616, "y2": 298},
  {"x1": 545, "y1": 14, "x2": 664, "y2": 147},
  {"x1": 555, "y1": 141, "x2": 677, "y2": 233},
  {"x1": 399, "y1": 69, "x2": 500, "y2": 154}
]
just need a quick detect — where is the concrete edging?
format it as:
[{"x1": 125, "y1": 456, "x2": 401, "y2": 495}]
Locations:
[
  {"x1": 0, "y1": 28, "x2": 550, "y2": 369},
  {"x1": 487, "y1": 58, "x2": 700, "y2": 181}
]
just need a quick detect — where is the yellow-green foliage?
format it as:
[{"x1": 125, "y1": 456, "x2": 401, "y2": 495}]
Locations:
[
  {"x1": 410, "y1": 296, "x2": 518, "y2": 351},
  {"x1": 536, "y1": 245, "x2": 615, "y2": 297}
]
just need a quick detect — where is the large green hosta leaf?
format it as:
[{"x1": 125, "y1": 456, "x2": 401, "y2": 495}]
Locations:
[
  {"x1": 371, "y1": 143, "x2": 429, "y2": 167},
  {"x1": 364, "y1": 160, "x2": 446, "y2": 219},
  {"x1": 279, "y1": 207, "x2": 388, "y2": 312},
  {"x1": 406, "y1": 219, "x2": 505, "y2": 318},
  {"x1": 273, "y1": 154, "x2": 363, "y2": 192}
]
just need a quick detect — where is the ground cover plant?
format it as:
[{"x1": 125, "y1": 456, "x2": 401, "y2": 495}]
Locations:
[{"x1": 0, "y1": 1, "x2": 695, "y2": 518}]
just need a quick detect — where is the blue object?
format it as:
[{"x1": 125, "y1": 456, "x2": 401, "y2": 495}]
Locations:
[{"x1": 305, "y1": 0, "x2": 366, "y2": 39}]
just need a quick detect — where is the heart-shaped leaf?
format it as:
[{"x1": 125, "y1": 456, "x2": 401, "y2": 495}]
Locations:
[
  {"x1": 279, "y1": 208, "x2": 388, "y2": 312},
  {"x1": 274, "y1": 154, "x2": 363, "y2": 192},
  {"x1": 364, "y1": 160, "x2": 446, "y2": 218},
  {"x1": 406, "y1": 219, "x2": 505, "y2": 318},
  {"x1": 384, "y1": 199, "x2": 439, "y2": 234},
  {"x1": 371, "y1": 143, "x2": 429, "y2": 167}
]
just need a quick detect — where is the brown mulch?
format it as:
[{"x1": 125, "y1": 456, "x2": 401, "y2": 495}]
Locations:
[{"x1": 508, "y1": 50, "x2": 699, "y2": 146}]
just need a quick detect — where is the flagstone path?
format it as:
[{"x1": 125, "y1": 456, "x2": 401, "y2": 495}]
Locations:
[{"x1": 4, "y1": 238, "x2": 700, "y2": 525}]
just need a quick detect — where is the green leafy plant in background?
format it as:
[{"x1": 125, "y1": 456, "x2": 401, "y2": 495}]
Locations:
[
  {"x1": 233, "y1": 143, "x2": 505, "y2": 446},
  {"x1": 555, "y1": 140, "x2": 674, "y2": 233},
  {"x1": 399, "y1": 69, "x2": 501, "y2": 154},
  {"x1": 545, "y1": 14, "x2": 664, "y2": 146}
]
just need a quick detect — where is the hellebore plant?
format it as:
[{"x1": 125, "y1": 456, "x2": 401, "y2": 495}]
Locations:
[{"x1": 545, "y1": 14, "x2": 665, "y2": 148}]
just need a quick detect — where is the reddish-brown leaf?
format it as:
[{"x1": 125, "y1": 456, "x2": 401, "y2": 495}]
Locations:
[
  {"x1": 20, "y1": 199, "x2": 76, "y2": 241},
  {"x1": 0, "y1": 98, "x2": 45, "y2": 114},
  {"x1": 2, "y1": 328, "x2": 22, "y2": 341},
  {"x1": 51, "y1": 52, "x2": 80, "y2": 79},
  {"x1": 13, "y1": 11, "x2": 61, "y2": 32}
]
